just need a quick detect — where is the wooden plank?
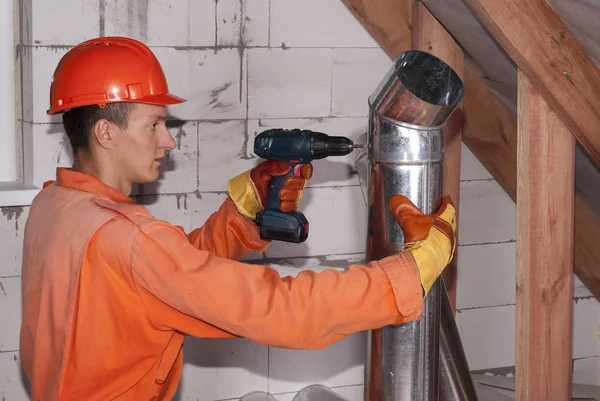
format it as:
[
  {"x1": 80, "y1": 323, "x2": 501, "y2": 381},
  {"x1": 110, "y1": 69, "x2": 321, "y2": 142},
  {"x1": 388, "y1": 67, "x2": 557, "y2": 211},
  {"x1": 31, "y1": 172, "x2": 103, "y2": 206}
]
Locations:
[
  {"x1": 340, "y1": 0, "x2": 600, "y2": 302},
  {"x1": 515, "y1": 70, "x2": 574, "y2": 401},
  {"x1": 340, "y1": 0, "x2": 413, "y2": 58},
  {"x1": 463, "y1": 65, "x2": 600, "y2": 301},
  {"x1": 462, "y1": 0, "x2": 600, "y2": 169},
  {"x1": 412, "y1": 2, "x2": 464, "y2": 313}
]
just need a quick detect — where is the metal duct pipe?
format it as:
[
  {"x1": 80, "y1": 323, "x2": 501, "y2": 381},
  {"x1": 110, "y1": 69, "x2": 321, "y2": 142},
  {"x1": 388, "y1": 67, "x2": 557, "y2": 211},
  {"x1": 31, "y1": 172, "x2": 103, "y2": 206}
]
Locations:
[
  {"x1": 439, "y1": 281, "x2": 479, "y2": 400},
  {"x1": 364, "y1": 50, "x2": 470, "y2": 401}
]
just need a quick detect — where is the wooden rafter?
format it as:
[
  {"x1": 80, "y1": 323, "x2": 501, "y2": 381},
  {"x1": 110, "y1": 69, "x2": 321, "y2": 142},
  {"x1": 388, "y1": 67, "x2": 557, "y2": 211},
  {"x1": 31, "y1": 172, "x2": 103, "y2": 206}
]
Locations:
[
  {"x1": 412, "y1": 2, "x2": 464, "y2": 313},
  {"x1": 462, "y1": 0, "x2": 600, "y2": 169},
  {"x1": 341, "y1": 0, "x2": 413, "y2": 60},
  {"x1": 340, "y1": 0, "x2": 600, "y2": 301},
  {"x1": 516, "y1": 70, "x2": 574, "y2": 400},
  {"x1": 463, "y1": 64, "x2": 600, "y2": 302}
]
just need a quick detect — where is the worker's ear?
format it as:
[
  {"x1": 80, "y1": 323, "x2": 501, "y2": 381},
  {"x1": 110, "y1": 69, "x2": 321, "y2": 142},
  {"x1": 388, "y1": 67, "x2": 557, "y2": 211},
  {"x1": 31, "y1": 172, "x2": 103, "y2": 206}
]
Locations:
[{"x1": 92, "y1": 119, "x2": 115, "y2": 150}]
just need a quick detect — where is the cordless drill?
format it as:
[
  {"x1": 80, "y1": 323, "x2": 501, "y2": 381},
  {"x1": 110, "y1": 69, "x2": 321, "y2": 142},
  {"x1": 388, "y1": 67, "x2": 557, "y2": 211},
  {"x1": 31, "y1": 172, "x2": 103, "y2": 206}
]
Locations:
[{"x1": 254, "y1": 128, "x2": 364, "y2": 243}]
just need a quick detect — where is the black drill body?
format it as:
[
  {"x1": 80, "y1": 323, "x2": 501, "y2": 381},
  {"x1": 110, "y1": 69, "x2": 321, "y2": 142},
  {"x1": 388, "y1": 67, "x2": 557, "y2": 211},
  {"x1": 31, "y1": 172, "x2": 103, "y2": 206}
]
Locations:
[{"x1": 253, "y1": 128, "x2": 362, "y2": 243}]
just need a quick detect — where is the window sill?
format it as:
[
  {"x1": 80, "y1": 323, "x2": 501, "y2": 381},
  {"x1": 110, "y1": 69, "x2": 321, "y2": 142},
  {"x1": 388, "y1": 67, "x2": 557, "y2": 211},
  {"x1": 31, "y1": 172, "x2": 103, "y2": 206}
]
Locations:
[{"x1": 0, "y1": 182, "x2": 40, "y2": 207}]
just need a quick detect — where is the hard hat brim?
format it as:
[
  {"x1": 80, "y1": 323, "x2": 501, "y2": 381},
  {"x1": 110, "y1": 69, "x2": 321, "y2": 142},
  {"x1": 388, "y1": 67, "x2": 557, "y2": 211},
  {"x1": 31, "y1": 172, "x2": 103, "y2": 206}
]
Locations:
[{"x1": 47, "y1": 93, "x2": 187, "y2": 115}]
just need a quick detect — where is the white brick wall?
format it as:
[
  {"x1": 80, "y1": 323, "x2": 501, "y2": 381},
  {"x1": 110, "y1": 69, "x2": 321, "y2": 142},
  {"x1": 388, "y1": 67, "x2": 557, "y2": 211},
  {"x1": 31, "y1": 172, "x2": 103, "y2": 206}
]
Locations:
[
  {"x1": 2, "y1": 0, "x2": 600, "y2": 400},
  {"x1": 248, "y1": 48, "x2": 333, "y2": 118}
]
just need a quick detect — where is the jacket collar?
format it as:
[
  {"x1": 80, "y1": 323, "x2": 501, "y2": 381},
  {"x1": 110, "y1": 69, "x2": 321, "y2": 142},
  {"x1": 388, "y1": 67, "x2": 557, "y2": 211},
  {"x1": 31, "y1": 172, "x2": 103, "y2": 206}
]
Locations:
[{"x1": 51, "y1": 168, "x2": 136, "y2": 204}]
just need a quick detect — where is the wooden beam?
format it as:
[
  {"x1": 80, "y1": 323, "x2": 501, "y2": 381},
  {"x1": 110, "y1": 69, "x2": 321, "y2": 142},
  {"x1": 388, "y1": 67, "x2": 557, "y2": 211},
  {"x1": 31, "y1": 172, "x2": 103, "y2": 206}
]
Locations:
[
  {"x1": 340, "y1": 0, "x2": 413, "y2": 59},
  {"x1": 516, "y1": 69, "x2": 574, "y2": 400},
  {"x1": 463, "y1": 65, "x2": 600, "y2": 301},
  {"x1": 462, "y1": 0, "x2": 600, "y2": 169},
  {"x1": 340, "y1": 0, "x2": 600, "y2": 302},
  {"x1": 412, "y1": 2, "x2": 464, "y2": 313}
]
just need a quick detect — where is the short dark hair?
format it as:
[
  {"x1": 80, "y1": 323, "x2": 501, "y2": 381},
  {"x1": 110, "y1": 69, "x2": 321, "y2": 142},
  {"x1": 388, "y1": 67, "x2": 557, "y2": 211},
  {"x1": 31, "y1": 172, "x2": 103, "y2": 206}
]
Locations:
[{"x1": 62, "y1": 102, "x2": 133, "y2": 155}]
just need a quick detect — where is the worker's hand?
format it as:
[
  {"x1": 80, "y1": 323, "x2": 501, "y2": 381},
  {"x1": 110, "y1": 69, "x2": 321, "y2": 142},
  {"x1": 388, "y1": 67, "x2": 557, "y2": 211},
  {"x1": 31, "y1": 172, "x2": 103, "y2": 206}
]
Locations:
[
  {"x1": 251, "y1": 160, "x2": 313, "y2": 213},
  {"x1": 390, "y1": 195, "x2": 457, "y2": 297},
  {"x1": 227, "y1": 160, "x2": 313, "y2": 220}
]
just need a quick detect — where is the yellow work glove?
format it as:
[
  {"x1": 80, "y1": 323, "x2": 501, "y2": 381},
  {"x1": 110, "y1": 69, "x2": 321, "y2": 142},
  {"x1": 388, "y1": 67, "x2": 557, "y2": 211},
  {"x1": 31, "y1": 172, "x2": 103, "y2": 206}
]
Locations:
[
  {"x1": 227, "y1": 160, "x2": 313, "y2": 220},
  {"x1": 391, "y1": 194, "x2": 457, "y2": 297}
]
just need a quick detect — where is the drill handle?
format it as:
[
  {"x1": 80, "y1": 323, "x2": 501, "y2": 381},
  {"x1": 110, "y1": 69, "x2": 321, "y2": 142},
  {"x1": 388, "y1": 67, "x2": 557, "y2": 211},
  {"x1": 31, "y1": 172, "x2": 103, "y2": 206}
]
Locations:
[
  {"x1": 257, "y1": 160, "x2": 310, "y2": 243},
  {"x1": 265, "y1": 166, "x2": 294, "y2": 212},
  {"x1": 265, "y1": 161, "x2": 305, "y2": 211}
]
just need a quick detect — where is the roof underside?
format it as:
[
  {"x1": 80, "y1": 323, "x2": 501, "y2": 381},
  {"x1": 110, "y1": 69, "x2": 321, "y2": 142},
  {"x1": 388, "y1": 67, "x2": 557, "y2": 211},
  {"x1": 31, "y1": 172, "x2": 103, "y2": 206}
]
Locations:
[{"x1": 421, "y1": 0, "x2": 600, "y2": 220}]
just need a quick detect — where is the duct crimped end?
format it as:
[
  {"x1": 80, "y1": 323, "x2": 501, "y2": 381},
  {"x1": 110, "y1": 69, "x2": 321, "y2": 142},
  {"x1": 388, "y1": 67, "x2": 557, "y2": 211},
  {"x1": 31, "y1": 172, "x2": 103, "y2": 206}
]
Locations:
[{"x1": 368, "y1": 50, "x2": 465, "y2": 127}]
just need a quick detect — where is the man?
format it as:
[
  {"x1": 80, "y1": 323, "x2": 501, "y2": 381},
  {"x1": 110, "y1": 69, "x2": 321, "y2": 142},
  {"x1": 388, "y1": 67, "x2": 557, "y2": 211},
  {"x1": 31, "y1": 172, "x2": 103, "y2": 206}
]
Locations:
[{"x1": 20, "y1": 36, "x2": 457, "y2": 400}]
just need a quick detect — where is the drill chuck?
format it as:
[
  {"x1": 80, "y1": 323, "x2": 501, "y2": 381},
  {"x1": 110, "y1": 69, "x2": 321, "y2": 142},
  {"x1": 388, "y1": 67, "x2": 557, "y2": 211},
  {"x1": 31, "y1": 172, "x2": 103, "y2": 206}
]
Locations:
[{"x1": 309, "y1": 132, "x2": 360, "y2": 159}]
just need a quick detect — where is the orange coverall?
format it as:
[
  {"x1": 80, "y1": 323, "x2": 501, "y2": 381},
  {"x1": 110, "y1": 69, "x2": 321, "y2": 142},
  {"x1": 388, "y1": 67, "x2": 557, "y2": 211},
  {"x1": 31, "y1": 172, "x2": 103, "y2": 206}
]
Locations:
[{"x1": 20, "y1": 168, "x2": 423, "y2": 400}]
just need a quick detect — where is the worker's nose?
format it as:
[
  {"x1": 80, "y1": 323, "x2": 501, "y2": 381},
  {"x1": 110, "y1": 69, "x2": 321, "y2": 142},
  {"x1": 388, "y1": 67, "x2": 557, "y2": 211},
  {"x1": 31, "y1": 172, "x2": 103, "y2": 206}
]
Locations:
[{"x1": 159, "y1": 126, "x2": 177, "y2": 151}]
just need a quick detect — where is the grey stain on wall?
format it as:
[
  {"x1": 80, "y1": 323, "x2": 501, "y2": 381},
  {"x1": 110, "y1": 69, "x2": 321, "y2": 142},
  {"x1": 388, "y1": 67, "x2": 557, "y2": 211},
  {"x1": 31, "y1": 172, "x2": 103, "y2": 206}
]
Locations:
[
  {"x1": 208, "y1": 81, "x2": 235, "y2": 111},
  {"x1": 209, "y1": 82, "x2": 233, "y2": 100},
  {"x1": 2, "y1": 206, "x2": 24, "y2": 222},
  {"x1": 103, "y1": 0, "x2": 151, "y2": 41},
  {"x1": 36, "y1": 45, "x2": 72, "y2": 53},
  {"x1": 99, "y1": 0, "x2": 106, "y2": 36},
  {"x1": 238, "y1": 0, "x2": 247, "y2": 103},
  {"x1": 175, "y1": 127, "x2": 187, "y2": 150},
  {"x1": 172, "y1": 46, "x2": 218, "y2": 51},
  {"x1": 238, "y1": 126, "x2": 254, "y2": 160},
  {"x1": 198, "y1": 54, "x2": 208, "y2": 66},
  {"x1": 127, "y1": 0, "x2": 149, "y2": 41},
  {"x1": 214, "y1": 0, "x2": 219, "y2": 46},
  {"x1": 215, "y1": 0, "x2": 250, "y2": 103},
  {"x1": 175, "y1": 194, "x2": 188, "y2": 210},
  {"x1": 1, "y1": 206, "x2": 24, "y2": 232}
]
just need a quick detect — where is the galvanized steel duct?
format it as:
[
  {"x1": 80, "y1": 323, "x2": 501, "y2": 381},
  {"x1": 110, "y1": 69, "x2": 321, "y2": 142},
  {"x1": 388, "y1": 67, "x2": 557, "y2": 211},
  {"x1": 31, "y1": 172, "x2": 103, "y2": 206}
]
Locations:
[{"x1": 363, "y1": 50, "x2": 477, "y2": 401}]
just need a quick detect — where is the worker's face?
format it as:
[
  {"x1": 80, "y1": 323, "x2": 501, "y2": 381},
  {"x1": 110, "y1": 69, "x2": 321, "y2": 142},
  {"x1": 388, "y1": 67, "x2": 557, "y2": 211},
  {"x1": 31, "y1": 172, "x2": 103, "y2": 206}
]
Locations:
[{"x1": 113, "y1": 103, "x2": 176, "y2": 184}]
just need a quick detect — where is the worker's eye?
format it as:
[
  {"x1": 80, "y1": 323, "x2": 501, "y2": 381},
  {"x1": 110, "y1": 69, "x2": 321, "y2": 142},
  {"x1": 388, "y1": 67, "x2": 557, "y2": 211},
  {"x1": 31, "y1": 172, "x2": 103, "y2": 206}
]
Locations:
[{"x1": 150, "y1": 122, "x2": 158, "y2": 130}]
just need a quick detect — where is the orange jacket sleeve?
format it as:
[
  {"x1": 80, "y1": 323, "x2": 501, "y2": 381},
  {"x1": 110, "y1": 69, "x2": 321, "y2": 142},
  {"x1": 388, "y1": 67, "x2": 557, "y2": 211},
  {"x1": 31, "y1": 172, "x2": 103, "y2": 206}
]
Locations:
[
  {"x1": 130, "y1": 219, "x2": 424, "y2": 350},
  {"x1": 185, "y1": 198, "x2": 269, "y2": 261}
]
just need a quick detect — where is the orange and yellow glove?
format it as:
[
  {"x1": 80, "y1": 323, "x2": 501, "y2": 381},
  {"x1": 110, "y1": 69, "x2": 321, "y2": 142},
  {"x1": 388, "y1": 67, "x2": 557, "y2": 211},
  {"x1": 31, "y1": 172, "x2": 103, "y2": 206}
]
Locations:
[
  {"x1": 227, "y1": 160, "x2": 314, "y2": 220},
  {"x1": 391, "y1": 194, "x2": 457, "y2": 297}
]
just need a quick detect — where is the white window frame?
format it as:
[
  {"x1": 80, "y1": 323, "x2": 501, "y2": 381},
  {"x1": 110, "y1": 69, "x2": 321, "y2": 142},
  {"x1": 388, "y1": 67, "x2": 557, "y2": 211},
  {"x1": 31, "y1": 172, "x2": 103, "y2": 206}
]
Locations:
[{"x1": 0, "y1": 0, "x2": 41, "y2": 207}]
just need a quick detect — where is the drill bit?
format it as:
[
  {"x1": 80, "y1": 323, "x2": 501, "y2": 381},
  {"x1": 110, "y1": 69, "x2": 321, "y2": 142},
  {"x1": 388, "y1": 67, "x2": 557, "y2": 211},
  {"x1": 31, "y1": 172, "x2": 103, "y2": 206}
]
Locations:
[{"x1": 352, "y1": 144, "x2": 366, "y2": 149}]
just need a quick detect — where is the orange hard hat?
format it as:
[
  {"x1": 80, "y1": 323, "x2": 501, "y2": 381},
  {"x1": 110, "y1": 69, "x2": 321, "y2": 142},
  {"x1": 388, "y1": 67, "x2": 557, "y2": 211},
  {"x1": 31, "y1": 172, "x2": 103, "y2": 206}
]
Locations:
[{"x1": 47, "y1": 36, "x2": 186, "y2": 115}]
